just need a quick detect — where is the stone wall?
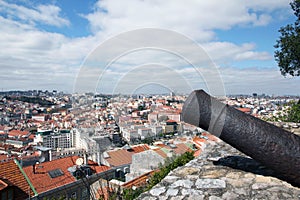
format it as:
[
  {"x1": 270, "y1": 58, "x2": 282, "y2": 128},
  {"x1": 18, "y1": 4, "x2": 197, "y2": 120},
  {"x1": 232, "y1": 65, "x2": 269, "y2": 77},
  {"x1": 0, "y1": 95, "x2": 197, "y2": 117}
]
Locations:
[
  {"x1": 138, "y1": 139, "x2": 300, "y2": 200},
  {"x1": 126, "y1": 150, "x2": 165, "y2": 182}
]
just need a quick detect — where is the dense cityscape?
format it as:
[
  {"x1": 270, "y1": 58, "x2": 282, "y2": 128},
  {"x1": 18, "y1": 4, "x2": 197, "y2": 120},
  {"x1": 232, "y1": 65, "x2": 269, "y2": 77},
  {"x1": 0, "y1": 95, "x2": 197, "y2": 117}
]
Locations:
[
  {"x1": 1, "y1": 0, "x2": 300, "y2": 199},
  {"x1": 0, "y1": 90, "x2": 299, "y2": 199}
]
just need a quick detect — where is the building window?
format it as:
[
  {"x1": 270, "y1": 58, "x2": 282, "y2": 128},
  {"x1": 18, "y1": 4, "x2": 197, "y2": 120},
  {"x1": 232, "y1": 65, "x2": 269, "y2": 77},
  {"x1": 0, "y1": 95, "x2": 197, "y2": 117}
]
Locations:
[
  {"x1": 71, "y1": 192, "x2": 76, "y2": 199},
  {"x1": 1, "y1": 192, "x2": 7, "y2": 200},
  {"x1": 7, "y1": 190, "x2": 13, "y2": 200},
  {"x1": 1, "y1": 189, "x2": 13, "y2": 200}
]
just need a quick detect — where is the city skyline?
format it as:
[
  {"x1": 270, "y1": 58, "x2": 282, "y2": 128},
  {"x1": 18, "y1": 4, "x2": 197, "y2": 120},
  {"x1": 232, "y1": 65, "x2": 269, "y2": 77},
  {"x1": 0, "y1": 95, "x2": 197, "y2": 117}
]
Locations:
[{"x1": 0, "y1": 0, "x2": 300, "y2": 95}]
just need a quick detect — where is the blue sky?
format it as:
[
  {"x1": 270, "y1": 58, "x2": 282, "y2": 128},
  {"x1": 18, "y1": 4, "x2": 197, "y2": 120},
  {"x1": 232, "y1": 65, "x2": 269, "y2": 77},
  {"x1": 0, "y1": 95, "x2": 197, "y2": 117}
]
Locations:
[
  {"x1": 37, "y1": 0, "x2": 96, "y2": 37},
  {"x1": 0, "y1": 0, "x2": 299, "y2": 95}
]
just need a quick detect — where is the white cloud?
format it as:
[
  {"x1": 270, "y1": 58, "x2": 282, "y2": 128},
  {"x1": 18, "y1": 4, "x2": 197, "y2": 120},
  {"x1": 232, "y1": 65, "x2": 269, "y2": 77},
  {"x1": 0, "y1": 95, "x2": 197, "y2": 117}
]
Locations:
[
  {"x1": 0, "y1": 0, "x2": 70, "y2": 27},
  {"x1": 0, "y1": 13, "x2": 97, "y2": 91},
  {"x1": 77, "y1": 62, "x2": 300, "y2": 95},
  {"x1": 252, "y1": 14, "x2": 272, "y2": 26},
  {"x1": 202, "y1": 42, "x2": 272, "y2": 62},
  {"x1": 85, "y1": 0, "x2": 290, "y2": 40},
  {"x1": 219, "y1": 66, "x2": 300, "y2": 95},
  {"x1": 245, "y1": 0, "x2": 292, "y2": 11},
  {"x1": 0, "y1": 0, "x2": 297, "y2": 94}
]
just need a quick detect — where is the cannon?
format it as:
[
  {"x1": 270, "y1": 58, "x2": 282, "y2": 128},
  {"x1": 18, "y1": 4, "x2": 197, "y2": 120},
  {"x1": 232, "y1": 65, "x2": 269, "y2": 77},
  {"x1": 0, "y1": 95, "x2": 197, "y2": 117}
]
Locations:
[{"x1": 182, "y1": 90, "x2": 300, "y2": 187}]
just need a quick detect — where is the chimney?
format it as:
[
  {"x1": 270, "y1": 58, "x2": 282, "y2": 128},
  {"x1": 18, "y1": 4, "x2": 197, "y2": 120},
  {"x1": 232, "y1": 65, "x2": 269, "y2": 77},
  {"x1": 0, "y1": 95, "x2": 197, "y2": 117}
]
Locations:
[
  {"x1": 33, "y1": 164, "x2": 36, "y2": 174},
  {"x1": 49, "y1": 150, "x2": 52, "y2": 161},
  {"x1": 83, "y1": 153, "x2": 88, "y2": 165}
]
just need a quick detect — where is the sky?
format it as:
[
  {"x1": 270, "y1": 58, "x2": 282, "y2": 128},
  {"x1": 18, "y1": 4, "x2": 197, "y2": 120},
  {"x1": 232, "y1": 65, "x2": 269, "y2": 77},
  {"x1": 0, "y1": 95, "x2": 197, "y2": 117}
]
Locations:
[{"x1": 0, "y1": 0, "x2": 299, "y2": 96}]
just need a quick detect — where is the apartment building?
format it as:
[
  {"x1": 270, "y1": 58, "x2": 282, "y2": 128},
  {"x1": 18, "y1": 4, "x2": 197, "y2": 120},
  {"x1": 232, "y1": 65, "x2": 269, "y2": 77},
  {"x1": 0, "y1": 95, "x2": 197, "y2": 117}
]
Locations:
[{"x1": 33, "y1": 129, "x2": 75, "y2": 149}]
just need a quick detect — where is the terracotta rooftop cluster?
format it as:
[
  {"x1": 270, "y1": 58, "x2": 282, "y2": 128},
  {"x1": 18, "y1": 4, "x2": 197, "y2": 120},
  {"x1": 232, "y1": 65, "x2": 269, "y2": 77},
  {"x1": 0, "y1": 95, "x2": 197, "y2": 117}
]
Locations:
[
  {"x1": 224, "y1": 95, "x2": 299, "y2": 119},
  {"x1": 0, "y1": 155, "x2": 112, "y2": 199}
]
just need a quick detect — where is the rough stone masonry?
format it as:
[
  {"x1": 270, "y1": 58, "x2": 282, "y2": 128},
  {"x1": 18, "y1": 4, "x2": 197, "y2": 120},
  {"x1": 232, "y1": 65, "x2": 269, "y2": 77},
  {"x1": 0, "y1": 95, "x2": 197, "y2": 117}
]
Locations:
[{"x1": 138, "y1": 138, "x2": 300, "y2": 200}]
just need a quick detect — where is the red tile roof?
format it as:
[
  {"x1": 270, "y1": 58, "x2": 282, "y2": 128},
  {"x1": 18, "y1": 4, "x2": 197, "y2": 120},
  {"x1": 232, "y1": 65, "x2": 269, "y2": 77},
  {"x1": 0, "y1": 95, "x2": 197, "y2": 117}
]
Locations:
[
  {"x1": 131, "y1": 144, "x2": 150, "y2": 153},
  {"x1": 0, "y1": 126, "x2": 9, "y2": 131},
  {"x1": 155, "y1": 143, "x2": 167, "y2": 148},
  {"x1": 28, "y1": 134, "x2": 35, "y2": 140},
  {"x1": 89, "y1": 162, "x2": 111, "y2": 174},
  {"x1": 96, "y1": 186, "x2": 114, "y2": 200},
  {"x1": 0, "y1": 154, "x2": 9, "y2": 161},
  {"x1": 23, "y1": 156, "x2": 110, "y2": 194},
  {"x1": 106, "y1": 149, "x2": 134, "y2": 167},
  {"x1": 202, "y1": 132, "x2": 220, "y2": 142},
  {"x1": 155, "y1": 142, "x2": 193, "y2": 155},
  {"x1": 23, "y1": 157, "x2": 77, "y2": 194},
  {"x1": 8, "y1": 130, "x2": 29, "y2": 137},
  {"x1": 178, "y1": 138, "x2": 187, "y2": 142},
  {"x1": 193, "y1": 137, "x2": 206, "y2": 148},
  {"x1": 193, "y1": 149, "x2": 202, "y2": 157},
  {"x1": 166, "y1": 119, "x2": 177, "y2": 123},
  {"x1": 122, "y1": 170, "x2": 157, "y2": 189},
  {"x1": 0, "y1": 160, "x2": 34, "y2": 200},
  {"x1": 153, "y1": 148, "x2": 168, "y2": 159},
  {"x1": 237, "y1": 107, "x2": 251, "y2": 113},
  {"x1": 172, "y1": 143, "x2": 193, "y2": 155},
  {"x1": 105, "y1": 145, "x2": 150, "y2": 167}
]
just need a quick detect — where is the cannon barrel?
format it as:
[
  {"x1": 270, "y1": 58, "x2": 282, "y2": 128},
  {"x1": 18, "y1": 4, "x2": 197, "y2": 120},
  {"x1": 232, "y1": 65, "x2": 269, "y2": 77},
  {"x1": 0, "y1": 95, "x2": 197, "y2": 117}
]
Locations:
[{"x1": 182, "y1": 90, "x2": 300, "y2": 187}]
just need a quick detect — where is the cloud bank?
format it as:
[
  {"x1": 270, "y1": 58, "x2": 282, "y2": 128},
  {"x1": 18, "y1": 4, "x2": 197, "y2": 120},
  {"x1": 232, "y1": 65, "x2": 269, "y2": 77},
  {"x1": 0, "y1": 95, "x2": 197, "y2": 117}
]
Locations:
[{"x1": 0, "y1": 0, "x2": 299, "y2": 95}]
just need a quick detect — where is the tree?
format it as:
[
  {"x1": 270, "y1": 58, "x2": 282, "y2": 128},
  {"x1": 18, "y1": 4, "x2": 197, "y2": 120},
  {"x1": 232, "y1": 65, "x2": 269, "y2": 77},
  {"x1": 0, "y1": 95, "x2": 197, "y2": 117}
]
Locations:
[
  {"x1": 286, "y1": 100, "x2": 300, "y2": 123},
  {"x1": 274, "y1": 0, "x2": 300, "y2": 76},
  {"x1": 271, "y1": 100, "x2": 300, "y2": 123}
]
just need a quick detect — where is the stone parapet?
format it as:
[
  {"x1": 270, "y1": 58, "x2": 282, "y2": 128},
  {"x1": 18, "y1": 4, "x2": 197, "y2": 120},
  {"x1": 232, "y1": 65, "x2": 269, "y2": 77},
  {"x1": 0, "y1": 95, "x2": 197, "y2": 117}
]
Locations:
[{"x1": 138, "y1": 139, "x2": 300, "y2": 200}]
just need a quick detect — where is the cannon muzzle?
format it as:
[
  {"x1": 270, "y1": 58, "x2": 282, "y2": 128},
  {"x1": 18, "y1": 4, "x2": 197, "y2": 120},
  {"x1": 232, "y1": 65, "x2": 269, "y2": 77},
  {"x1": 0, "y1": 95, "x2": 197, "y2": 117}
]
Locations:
[{"x1": 182, "y1": 90, "x2": 300, "y2": 187}]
